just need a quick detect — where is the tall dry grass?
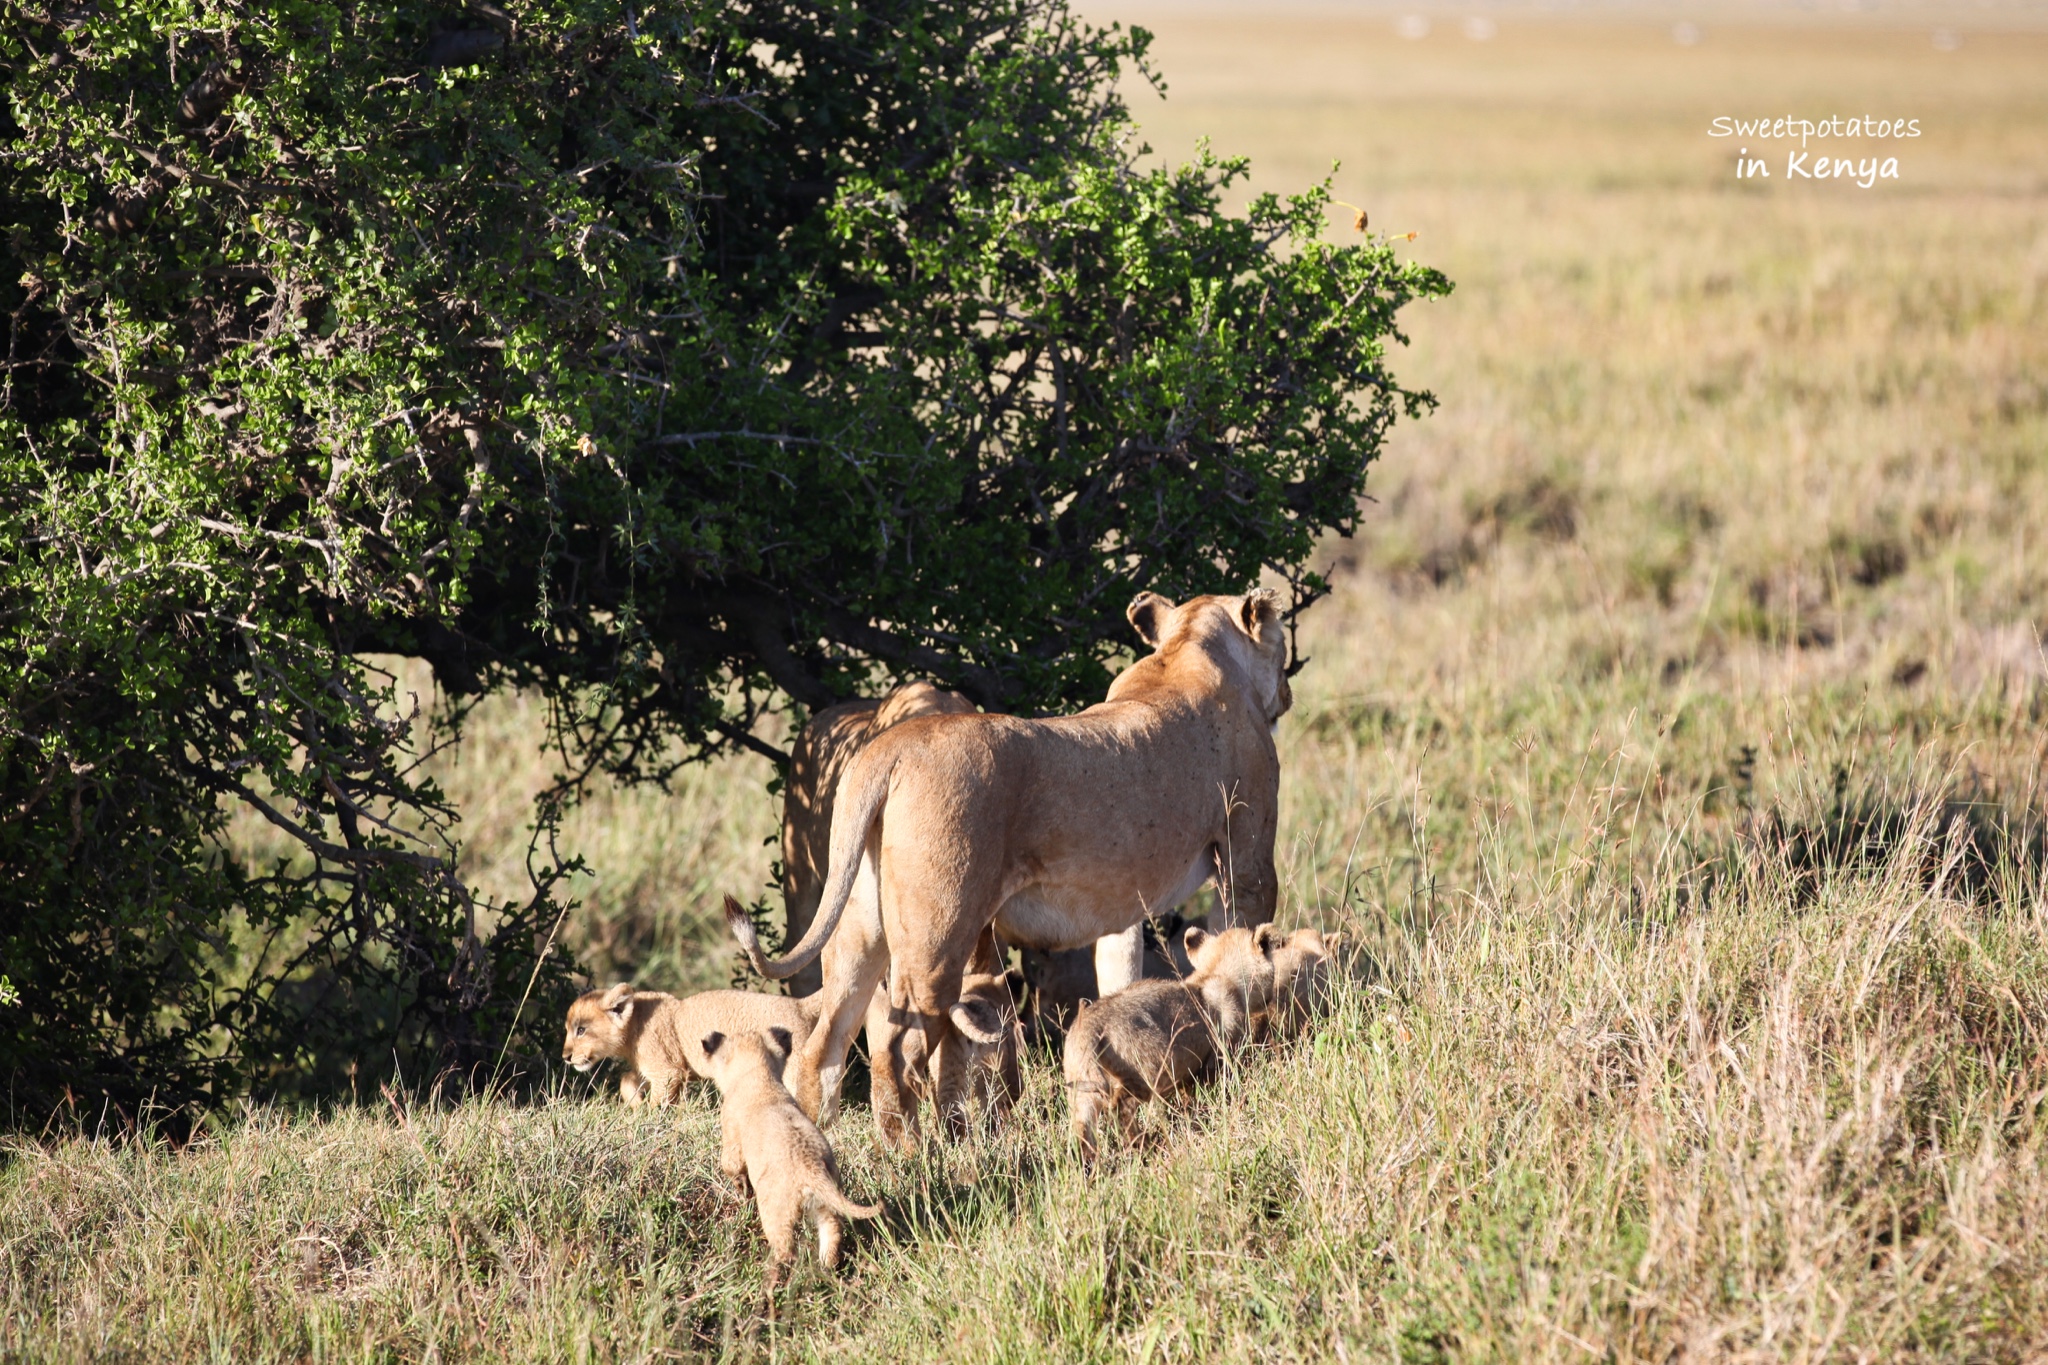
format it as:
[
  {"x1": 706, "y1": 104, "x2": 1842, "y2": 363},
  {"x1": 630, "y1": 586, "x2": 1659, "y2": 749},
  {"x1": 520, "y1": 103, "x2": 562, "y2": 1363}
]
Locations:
[
  {"x1": 9, "y1": 829, "x2": 2047, "y2": 1360},
  {"x1": 9, "y1": 11, "x2": 2048, "y2": 1361}
]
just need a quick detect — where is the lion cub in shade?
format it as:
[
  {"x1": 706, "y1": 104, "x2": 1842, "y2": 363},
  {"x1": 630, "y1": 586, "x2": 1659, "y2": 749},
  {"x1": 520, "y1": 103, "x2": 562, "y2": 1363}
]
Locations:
[
  {"x1": 701, "y1": 1026, "x2": 881, "y2": 1286},
  {"x1": 1063, "y1": 924, "x2": 1278, "y2": 1161},
  {"x1": 561, "y1": 984, "x2": 818, "y2": 1106},
  {"x1": 869, "y1": 961, "x2": 1023, "y2": 1146}
]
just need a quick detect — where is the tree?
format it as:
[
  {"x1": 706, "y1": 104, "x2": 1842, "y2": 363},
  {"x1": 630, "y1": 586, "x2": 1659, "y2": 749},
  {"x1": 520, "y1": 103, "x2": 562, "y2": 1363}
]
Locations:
[{"x1": 0, "y1": 0, "x2": 1449, "y2": 1122}]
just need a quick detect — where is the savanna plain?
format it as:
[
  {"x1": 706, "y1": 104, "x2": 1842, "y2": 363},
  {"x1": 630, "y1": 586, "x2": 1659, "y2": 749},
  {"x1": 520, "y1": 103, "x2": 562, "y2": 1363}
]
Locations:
[{"x1": 9, "y1": 10, "x2": 2048, "y2": 1361}]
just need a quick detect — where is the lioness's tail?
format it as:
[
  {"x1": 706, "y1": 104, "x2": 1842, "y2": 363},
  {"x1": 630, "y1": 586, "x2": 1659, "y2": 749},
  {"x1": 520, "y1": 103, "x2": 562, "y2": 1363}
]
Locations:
[
  {"x1": 727, "y1": 748, "x2": 896, "y2": 981},
  {"x1": 811, "y1": 1184, "x2": 883, "y2": 1220}
]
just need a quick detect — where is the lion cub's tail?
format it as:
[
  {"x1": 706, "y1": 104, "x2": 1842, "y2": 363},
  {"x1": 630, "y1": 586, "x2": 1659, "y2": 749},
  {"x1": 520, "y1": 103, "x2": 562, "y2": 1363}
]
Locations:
[{"x1": 810, "y1": 1184, "x2": 883, "y2": 1221}]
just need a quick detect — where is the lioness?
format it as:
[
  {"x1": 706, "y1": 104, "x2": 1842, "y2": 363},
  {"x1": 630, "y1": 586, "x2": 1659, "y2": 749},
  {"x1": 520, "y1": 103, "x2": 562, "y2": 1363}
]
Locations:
[
  {"x1": 782, "y1": 682, "x2": 978, "y2": 997},
  {"x1": 562, "y1": 984, "x2": 818, "y2": 1105},
  {"x1": 731, "y1": 589, "x2": 1291, "y2": 1139},
  {"x1": 1063, "y1": 924, "x2": 1279, "y2": 1162},
  {"x1": 700, "y1": 1026, "x2": 881, "y2": 1287}
]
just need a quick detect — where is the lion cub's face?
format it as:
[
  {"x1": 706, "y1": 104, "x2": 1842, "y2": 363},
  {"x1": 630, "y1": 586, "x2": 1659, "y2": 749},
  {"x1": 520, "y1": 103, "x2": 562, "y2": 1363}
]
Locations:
[
  {"x1": 562, "y1": 984, "x2": 635, "y2": 1072},
  {"x1": 1275, "y1": 928, "x2": 1331, "y2": 981}
]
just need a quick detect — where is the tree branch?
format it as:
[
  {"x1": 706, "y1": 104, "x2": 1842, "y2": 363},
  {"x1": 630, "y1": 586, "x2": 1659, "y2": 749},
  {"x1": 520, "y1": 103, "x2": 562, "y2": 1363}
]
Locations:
[
  {"x1": 711, "y1": 718, "x2": 791, "y2": 769},
  {"x1": 210, "y1": 771, "x2": 449, "y2": 873}
]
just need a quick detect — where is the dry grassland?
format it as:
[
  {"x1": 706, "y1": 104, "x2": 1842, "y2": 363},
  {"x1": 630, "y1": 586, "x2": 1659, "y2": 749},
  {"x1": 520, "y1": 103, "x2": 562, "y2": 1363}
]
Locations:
[{"x1": 8, "y1": 11, "x2": 2048, "y2": 1361}]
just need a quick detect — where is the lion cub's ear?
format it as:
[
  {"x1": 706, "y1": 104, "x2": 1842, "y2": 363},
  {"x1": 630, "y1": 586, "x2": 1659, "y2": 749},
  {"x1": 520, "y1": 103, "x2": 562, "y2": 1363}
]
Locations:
[
  {"x1": 1237, "y1": 587, "x2": 1282, "y2": 639},
  {"x1": 701, "y1": 1031, "x2": 725, "y2": 1058},
  {"x1": 948, "y1": 997, "x2": 1006, "y2": 1046},
  {"x1": 601, "y1": 983, "x2": 634, "y2": 1020},
  {"x1": 1183, "y1": 925, "x2": 1210, "y2": 956},
  {"x1": 1254, "y1": 923, "x2": 1278, "y2": 955},
  {"x1": 1127, "y1": 592, "x2": 1175, "y2": 648},
  {"x1": 765, "y1": 1026, "x2": 794, "y2": 1059}
]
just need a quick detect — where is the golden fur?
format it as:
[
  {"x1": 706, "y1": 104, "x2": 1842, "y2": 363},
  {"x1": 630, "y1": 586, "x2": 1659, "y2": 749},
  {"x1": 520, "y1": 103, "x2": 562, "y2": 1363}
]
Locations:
[
  {"x1": 561, "y1": 985, "x2": 818, "y2": 1105},
  {"x1": 700, "y1": 1026, "x2": 880, "y2": 1286},
  {"x1": 731, "y1": 590, "x2": 1292, "y2": 1139}
]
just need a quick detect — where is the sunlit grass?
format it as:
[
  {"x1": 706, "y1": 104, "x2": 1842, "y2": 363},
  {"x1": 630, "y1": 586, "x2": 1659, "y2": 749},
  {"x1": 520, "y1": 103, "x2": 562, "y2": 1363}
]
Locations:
[{"x1": 13, "y1": 11, "x2": 2048, "y2": 1360}]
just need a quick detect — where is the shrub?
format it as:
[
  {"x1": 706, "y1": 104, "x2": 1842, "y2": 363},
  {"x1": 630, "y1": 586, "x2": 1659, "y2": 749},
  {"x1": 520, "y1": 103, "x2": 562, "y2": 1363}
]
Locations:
[{"x1": 0, "y1": 0, "x2": 1447, "y2": 1120}]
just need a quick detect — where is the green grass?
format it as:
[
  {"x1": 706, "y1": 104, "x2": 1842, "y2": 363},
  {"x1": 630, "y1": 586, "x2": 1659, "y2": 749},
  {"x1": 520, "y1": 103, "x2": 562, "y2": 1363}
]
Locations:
[{"x1": 11, "y1": 9, "x2": 2048, "y2": 1361}]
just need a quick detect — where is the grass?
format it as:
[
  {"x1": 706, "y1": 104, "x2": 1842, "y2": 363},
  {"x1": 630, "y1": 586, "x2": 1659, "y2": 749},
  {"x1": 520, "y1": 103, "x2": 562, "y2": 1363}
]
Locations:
[
  {"x1": 12, "y1": 849, "x2": 2048, "y2": 1359},
  {"x1": 10, "y1": 8, "x2": 2048, "y2": 1360}
]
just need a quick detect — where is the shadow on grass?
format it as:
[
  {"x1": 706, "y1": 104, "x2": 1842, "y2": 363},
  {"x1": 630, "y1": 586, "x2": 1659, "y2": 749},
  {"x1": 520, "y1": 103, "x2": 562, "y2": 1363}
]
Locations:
[{"x1": 1731, "y1": 765, "x2": 2047, "y2": 906}]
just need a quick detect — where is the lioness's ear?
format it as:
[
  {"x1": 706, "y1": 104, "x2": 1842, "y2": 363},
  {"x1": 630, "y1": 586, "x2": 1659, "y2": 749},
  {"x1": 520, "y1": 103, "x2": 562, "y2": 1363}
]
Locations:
[
  {"x1": 1183, "y1": 925, "x2": 1209, "y2": 955},
  {"x1": 766, "y1": 1026, "x2": 793, "y2": 1057},
  {"x1": 1127, "y1": 592, "x2": 1174, "y2": 648},
  {"x1": 1238, "y1": 587, "x2": 1282, "y2": 640},
  {"x1": 701, "y1": 1031, "x2": 725, "y2": 1058},
  {"x1": 1254, "y1": 923, "x2": 1278, "y2": 955},
  {"x1": 602, "y1": 983, "x2": 634, "y2": 1019}
]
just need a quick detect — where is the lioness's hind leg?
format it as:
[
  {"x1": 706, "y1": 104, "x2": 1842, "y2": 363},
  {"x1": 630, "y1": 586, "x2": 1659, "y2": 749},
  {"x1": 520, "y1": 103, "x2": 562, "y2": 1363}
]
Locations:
[
  {"x1": 929, "y1": 1020, "x2": 976, "y2": 1142},
  {"x1": 874, "y1": 1009, "x2": 927, "y2": 1152},
  {"x1": 799, "y1": 850, "x2": 889, "y2": 1126},
  {"x1": 897, "y1": 938, "x2": 980, "y2": 1142},
  {"x1": 797, "y1": 947, "x2": 886, "y2": 1129},
  {"x1": 800, "y1": 983, "x2": 873, "y2": 1126}
]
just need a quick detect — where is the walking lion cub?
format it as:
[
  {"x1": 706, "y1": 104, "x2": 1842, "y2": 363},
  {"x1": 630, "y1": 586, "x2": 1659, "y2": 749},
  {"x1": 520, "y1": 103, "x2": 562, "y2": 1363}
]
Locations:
[
  {"x1": 1062, "y1": 923, "x2": 1278, "y2": 1161},
  {"x1": 561, "y1": 984, "x2": 818, "y2": 1106},
  {"x1": 701, "y1": 1026, "x2": 881, "y2": 1286}
]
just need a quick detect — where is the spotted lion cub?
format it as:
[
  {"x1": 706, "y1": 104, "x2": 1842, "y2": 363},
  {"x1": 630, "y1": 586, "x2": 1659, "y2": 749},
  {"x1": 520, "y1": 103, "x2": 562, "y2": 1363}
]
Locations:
[
  {"x1": 701, "y1": 1026, "x2": 882, "y2": 1286},
  {"x1": 1062, "y1": 924, "x2": 1277, "y2": 1161},
  {"x1": 561, "y1": 984, "x2": 819, "y2": 1106}
]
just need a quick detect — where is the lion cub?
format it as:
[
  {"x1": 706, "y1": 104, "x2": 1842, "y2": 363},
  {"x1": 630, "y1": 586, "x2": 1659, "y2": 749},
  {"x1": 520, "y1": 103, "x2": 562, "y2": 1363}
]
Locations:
[
  {"x1": 1262, "y1": 928, "x2": 1340, "y2": 1040},
  {"x1": 1062, "y1": 924, "x2": 1277, "y2": 1162},
  {"x1": 868, "y1": 964, "x2": 1023, "y2": 1146},
  {"x1": 701, "y1": 1026, "x2": 881, "y2": 1286},
  {"x1": 562, "y1": 984, "x2": 819, "y2": 1106}
]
